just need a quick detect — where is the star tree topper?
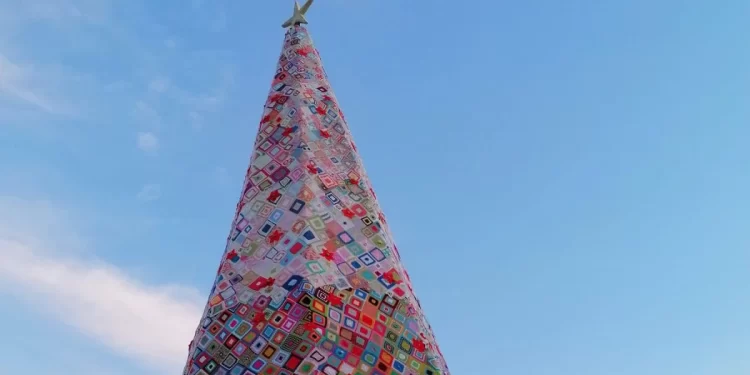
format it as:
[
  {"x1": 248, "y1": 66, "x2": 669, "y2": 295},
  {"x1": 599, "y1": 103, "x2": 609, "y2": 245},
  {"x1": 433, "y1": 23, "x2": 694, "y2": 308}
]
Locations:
[{"x1": 282, "y1": 0, "x2": 314, "y2": 28}]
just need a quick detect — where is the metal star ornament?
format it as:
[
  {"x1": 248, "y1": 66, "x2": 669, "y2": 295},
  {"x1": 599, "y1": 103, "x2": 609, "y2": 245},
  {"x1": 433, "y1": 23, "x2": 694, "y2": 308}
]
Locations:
[{"x1": 282, "y1": 0, "x2": 314, "y2": 28}]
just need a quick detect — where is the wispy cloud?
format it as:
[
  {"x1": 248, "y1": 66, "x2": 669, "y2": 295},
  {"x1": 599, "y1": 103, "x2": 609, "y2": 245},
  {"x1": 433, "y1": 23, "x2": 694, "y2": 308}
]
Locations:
[
  {"x1": 170, "y1": 65, "x2": 235, "y2": 131},
  {"x1": 170, "y1": 69, "x2": 233, "y2": 114},
  {"x1": 136, "y1": 66, "x2": 233, "y2": 132},
  {"x1": 2, "y1": 0, "x2": 235, "y2": 129},
  {"x1": 0, "y1": 1, "x2": 117, "y2": 120},
  {"x1": 0, "y1": 196, "x2": 203, "y2": 373},
  {"x1": 133, "y1": 101, "x2": 162, "y2": 128},
  {"x1": 0, "y1": 240, "x2": 202, "y2": 372},
  {"x1": 164, "y1": 38, "x2": 177, "y2": 49},
  {"x1": 0, "y1": 54, "x2": 72, "y2": 115},
  {"x1": 136, "y1": 184, "x2": 161, "y2": 201},
  {"x1": 148, "y1": 77, "x2": 170, "y2": 93},
  {"x1": 14, "y1": 0, "x2": 112, "y2": 24},
  {"x1": 137, "y1": 131, "x2": 159, "y2": 152}
]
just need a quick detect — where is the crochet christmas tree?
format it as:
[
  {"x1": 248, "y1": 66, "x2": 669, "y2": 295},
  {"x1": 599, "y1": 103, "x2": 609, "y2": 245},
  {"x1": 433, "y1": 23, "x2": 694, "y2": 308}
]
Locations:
[{"x1": 184, "y1": 3, "x2": 449, "y2": 375}]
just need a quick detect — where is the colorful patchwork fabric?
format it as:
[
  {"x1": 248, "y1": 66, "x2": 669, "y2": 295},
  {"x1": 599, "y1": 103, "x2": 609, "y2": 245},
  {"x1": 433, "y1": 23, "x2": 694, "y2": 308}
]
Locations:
[{"x1": 183, "y1": 25, "x2": 450, "y2": 375}]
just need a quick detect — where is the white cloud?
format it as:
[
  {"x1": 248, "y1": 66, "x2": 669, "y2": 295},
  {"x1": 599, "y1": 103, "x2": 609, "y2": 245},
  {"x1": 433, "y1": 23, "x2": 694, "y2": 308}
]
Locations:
[
  {"x1": 136, "y1": 132, "x2": 159, "y2": 152},
  {"x1": 172, "y1": 87, "x2": 223, "y2": 113},
  {"x1": 148, "y1": 77, "x2": 170, "y2": 93},
  {"x1": 164, "y1": 38, "x2": 177, "y2": 49},
  {"x1": 0, "y1": 1, "x2": 114, "y2": 120},
  {"x1": 16, "y1": 0, "x2": 112, "y2": 24},
  {"x1": 170, "y1": 65, "x2": 234, "y2": 127},
  {"x1": 103, "y1": 80, "x2": 131, "y2": 92},
  {"x1": 24, "y1": 1, "x2": 82, "y2": 20},
  {"x1": 0, "y1": 240, "x2": 203, "y2": 372},
  {"x1": 136, "y1": 184, "x2": 161, "y2": 201},
  {"x1": 133, "y1": 101, "x2": 161, "y2": 128},
  {"x1": 0, "y1": 196, "x2": 86, "y2": 252},
  {"x1": 0, "y1": 54, "x2": 70, "y2": 115},
  {"x1": 0, "y1": 196, "x2": 204, "y2": 373}
]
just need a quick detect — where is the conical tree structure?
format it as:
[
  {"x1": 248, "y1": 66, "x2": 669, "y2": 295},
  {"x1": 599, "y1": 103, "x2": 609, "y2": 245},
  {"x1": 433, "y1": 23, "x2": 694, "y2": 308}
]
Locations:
[{"x1": 184, "y1": 25, "x2": 450, "y2": 375}]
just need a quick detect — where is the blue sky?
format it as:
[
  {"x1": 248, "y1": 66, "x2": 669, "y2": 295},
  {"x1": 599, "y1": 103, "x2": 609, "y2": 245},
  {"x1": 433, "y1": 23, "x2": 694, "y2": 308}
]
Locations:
[{"x1": 1, "y1": 0, "x2": 750, "y2": 374}]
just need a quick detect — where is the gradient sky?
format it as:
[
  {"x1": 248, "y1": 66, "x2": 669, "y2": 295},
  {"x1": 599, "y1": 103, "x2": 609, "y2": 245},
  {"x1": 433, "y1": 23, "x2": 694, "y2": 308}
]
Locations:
[{"x1": 1, "y1": 0, "x2": 750, "y2": 374}]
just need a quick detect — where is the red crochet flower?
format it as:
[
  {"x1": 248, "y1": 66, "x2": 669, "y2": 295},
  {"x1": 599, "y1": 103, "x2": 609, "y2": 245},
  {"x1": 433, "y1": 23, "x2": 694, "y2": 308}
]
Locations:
[
  {"x1": 412, "y1": 338, "x2": 426, "y2": 352},
  {"x1": 341, "y1": 208, "x2": 355, "y2": 219},
  {"x1": 252, "y1": 313, "x2": 267, "y2": 325},
  {"x1": 268, "y1": 229, "x2": 283, "y2": 244},
  {"x1": 269, "y1": 93, "x2": 283, "y2": 103},
  {"x1": 225, "y1": 249, "x2": 238, "y2": 261},
  {"x1": 383, "y1": 270, "x2": 401, "y2": 284},
  {"x1": 306, "y1": 163, "x2": 318, "y2": 174},
  {"x1": 321, "y1": 249, "x2": 335, "y2": 261}
]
